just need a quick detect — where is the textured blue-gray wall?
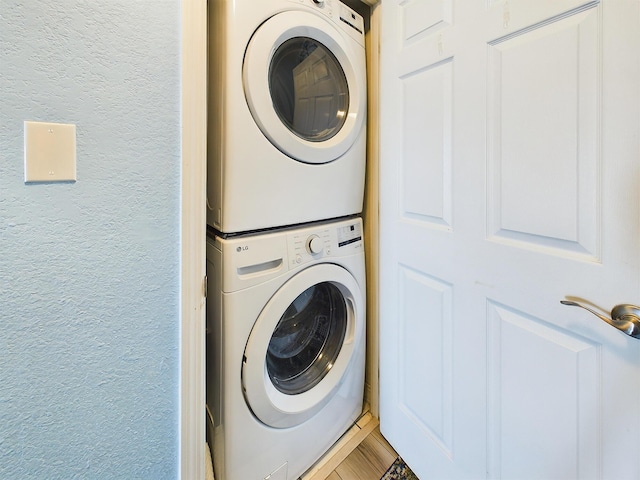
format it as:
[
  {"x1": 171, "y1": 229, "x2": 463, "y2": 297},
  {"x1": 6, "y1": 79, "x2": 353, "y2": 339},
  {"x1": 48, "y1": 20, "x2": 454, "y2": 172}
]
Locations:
[{"x1": 0, "y1": 1, "x2": 181, "y2": 478}]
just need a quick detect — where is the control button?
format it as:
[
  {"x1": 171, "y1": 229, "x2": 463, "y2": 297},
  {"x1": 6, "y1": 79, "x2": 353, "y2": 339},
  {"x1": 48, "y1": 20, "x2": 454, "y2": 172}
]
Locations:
[
  {"x1": 296, "y1": 255, "x2": 303, "y2": 264},
  {"x1": 307, "y1": 235, "x2": 324, "y2": 255}
]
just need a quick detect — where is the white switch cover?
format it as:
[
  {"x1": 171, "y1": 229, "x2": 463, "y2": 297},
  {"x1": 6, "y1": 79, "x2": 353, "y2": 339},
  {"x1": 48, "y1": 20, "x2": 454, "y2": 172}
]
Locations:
[{"x1": 24, "y1": 121, "x2": 77, "y2": 182}]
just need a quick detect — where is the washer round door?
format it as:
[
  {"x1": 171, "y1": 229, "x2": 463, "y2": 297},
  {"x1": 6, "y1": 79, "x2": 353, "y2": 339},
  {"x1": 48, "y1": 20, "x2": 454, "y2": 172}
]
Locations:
[
  {"x1": 243, "y1": 10, "x2": 366, "y2": 164},
  {"x1": 242, "y1": 264, "x2": 365, "y2": 428}
]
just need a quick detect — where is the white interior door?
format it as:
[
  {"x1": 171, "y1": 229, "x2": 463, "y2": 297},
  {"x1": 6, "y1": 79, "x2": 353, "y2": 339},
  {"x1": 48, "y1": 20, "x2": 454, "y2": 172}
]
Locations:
[{"x1": 379, "y1": 1, "x2": 640, "y2": 479}]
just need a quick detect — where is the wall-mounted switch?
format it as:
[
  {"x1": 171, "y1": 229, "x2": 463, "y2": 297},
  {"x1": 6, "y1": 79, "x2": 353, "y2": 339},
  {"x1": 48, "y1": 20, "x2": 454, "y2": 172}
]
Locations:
[{"x1": 24, "y1": 121, "x2": 77, "y2": 183}]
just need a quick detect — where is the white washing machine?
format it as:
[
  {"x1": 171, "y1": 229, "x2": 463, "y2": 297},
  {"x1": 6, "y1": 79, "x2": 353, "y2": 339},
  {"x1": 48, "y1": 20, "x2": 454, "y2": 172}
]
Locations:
[
  {"x1": 207, "y1": 0, "x2": 367, "y2": 233},
  {"x1": 206, "y1": 217, "x2": 366, "y2": 480}
]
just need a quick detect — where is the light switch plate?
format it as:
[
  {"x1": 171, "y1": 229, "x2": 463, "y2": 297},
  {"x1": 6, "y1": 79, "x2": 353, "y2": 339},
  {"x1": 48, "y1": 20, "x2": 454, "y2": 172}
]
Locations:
[{"x1": 24, "y1": 121, "x2": 77, "y2": 183}]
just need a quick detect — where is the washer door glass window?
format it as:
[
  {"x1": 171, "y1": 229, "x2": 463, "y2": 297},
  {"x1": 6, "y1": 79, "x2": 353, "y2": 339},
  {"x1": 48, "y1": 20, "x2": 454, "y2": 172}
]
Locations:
[
  {"x1": 267, "y1": 282, "x2": 347, "y2": 395},
  {"x1": 269, "y1": 37, "x2": 349, "y2": 143},
  {"x1": 242, "y1": 263, "x2": 364, "y2": 428}
]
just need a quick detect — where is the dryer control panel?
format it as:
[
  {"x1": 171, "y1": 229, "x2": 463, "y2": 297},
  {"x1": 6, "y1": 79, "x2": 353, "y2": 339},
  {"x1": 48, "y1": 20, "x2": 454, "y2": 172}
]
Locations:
[
  {"x1": 286, "y1": 218, "x2": 363, "y2": 270},
  {"x1": 288, "y1": 0, "x2": 365, "y2": 46}
]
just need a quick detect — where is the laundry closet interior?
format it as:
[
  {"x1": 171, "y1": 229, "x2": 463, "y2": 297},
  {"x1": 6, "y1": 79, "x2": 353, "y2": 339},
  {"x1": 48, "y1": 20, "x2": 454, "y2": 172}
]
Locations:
[
  {"x1": 196, "y1": 1, "x2": 640, "y2": 479},
  {"x1": 6, "y1": 1, "x2": 640, "y2": 479},
  {"x1": 203, "y1": 0, "x2": 381, "y2": 479}
]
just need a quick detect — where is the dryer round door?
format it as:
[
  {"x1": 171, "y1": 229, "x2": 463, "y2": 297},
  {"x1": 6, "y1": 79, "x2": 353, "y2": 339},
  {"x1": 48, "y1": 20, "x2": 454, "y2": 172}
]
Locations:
[
  {"x1": 242, "y1": 264, "x2": 364, "y2": 428},
  {"x1": 243, "y1": 10, "x2": 366, "y2": 164}
]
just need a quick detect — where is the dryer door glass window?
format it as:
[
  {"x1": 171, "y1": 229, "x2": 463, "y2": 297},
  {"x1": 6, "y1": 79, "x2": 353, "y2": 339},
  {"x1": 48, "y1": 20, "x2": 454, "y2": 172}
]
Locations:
[
  {"x1": 266, "y1": 282, "x2": 347, "y2": 395},
  {"x1": 269, "y1": 37, "x2": 349, "y2": 143}
]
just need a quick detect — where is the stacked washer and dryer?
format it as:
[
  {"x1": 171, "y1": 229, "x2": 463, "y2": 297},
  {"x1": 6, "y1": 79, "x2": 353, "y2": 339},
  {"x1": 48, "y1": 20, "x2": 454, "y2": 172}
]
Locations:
[{"x1": 206, "y1": 0, "x2": 368, "y2": 479}]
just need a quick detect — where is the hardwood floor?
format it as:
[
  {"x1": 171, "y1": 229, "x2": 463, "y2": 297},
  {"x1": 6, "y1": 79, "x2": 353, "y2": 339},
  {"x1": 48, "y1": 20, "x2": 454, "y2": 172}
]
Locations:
[
  {"x1": 327, "y1": 426, "x2": 398, "y2": 480},
  {"x1": 206, "y1": 413, "x2": 399, "y2": 480},
  {"x1": 301, "y1": 413, "x2": 399, "y2": 480}
]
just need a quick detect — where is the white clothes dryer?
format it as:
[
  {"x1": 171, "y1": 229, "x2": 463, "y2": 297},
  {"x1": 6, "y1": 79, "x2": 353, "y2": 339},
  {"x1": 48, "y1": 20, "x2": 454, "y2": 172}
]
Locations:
[
  {"x1": 207, "y1": 0, "x2": 367, "y2": 233},
  {"x1": 206, "y1": 217, "x2": 366, "y2": 480}
]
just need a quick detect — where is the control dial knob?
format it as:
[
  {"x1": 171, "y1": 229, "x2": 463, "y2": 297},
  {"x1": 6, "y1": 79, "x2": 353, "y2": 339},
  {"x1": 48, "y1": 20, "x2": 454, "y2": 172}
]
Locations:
[{"x1": 306, "y1": 235, "x2": 324, "y2": 255}]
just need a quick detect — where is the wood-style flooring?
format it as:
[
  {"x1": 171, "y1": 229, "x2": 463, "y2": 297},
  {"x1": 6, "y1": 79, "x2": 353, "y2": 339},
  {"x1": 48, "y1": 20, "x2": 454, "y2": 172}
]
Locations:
[
  {"x1": 325, "y1": 426, "x2": 398, "y2": 480},
  {"x1": 207, "y1": 412, "x2": 400, "y2": 480},
  {"x1": 301, "y1": 412, "x2": 400, "y2": 480}
]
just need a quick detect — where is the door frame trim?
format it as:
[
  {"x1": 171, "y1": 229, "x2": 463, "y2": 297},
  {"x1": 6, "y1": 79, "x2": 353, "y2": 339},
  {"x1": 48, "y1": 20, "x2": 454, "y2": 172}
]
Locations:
[{"x1": 180, "y1": 0, "x2": 207, "y2": 478}]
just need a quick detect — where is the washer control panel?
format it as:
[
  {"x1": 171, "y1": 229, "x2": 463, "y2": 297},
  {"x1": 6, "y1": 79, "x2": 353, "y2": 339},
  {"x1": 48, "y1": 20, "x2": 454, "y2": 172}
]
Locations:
[
  {"x1": 286, "y1": 219, "x2": 363, "y2": 269},
  {"x1": 307, "y1": 235, "x2": 324, "y2": 255},
  {"x1": 336, "y1": 221, "x2": 362, "y2": 249}
]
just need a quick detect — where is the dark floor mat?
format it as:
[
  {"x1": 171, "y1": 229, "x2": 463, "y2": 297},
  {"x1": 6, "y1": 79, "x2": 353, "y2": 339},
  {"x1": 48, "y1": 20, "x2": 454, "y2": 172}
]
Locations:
[{"x1": 380, "y1": 457, "x2": 419, "y2": 480}]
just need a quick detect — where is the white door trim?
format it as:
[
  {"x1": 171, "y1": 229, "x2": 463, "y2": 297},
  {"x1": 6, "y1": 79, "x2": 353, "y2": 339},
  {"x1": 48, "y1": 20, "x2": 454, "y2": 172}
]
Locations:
[{"x1": 180, "y1": 0, "x2": 207, "y2": 478}]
